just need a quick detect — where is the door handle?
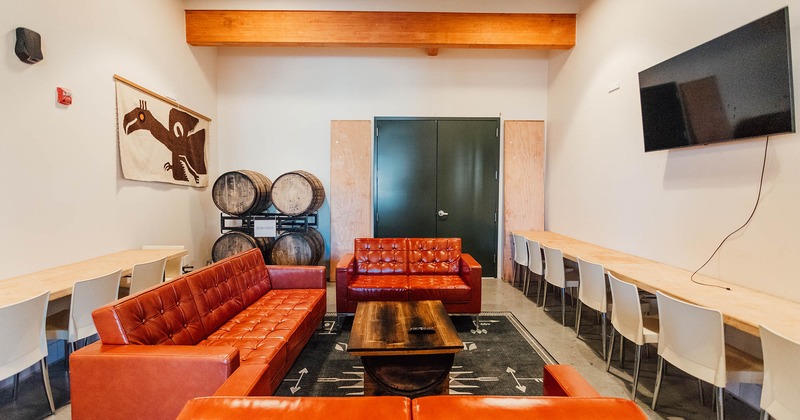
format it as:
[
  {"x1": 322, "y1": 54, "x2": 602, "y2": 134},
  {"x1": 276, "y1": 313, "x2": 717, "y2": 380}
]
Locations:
[{"x1": 438, "y1": 210, "x2": 449, "y2": 217}]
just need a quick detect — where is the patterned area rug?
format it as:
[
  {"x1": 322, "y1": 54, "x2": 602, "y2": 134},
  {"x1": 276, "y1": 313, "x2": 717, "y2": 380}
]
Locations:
[{"x1": 274, "y1": 312, "x2": 557, "y2": 397}]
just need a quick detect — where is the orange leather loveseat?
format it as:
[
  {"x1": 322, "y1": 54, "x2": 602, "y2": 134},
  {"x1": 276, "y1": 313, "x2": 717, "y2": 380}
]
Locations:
[
  {"x1": 336, "y1": 238, "x2": 481, "y2": 323},
  {"x1": 176, "y1": 365, "x2": 648, "y2": 419},
  {"x1": 69, "y1": 248, "x2": 326, "y2": 420}
]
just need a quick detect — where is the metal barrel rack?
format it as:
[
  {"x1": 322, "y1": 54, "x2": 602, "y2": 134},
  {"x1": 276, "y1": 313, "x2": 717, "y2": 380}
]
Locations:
[{"x1": 220, "y1": 212, "x2": 318, "y2": 235}]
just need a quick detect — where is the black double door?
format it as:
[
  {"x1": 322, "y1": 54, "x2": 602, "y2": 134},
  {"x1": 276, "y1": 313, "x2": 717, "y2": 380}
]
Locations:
[{"x1": 374, "y1": 118, "x2": 500, "y2": 276}]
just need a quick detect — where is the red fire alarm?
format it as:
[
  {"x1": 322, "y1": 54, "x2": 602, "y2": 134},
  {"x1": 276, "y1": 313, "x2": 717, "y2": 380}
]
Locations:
[{"x1": 57, "y1": 87, "x2": 72, "y2": 105}]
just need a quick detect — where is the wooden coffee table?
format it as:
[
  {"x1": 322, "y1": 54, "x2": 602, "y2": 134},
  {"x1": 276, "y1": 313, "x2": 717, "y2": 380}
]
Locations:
[{"x1": 348, "y1": 300, "x2": 463, "y2": 397}]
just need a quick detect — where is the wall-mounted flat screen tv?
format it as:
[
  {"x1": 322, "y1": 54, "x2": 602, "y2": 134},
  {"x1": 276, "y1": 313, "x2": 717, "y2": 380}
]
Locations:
[{"x1": 638, "y1": 7, "x2": 795, "y2": 152}]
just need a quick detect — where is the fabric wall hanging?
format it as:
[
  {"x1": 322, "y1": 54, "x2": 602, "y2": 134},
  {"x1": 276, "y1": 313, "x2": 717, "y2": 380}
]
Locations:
[{"x1": 115, "y1": 74, "x2": 211, "y2": 187}]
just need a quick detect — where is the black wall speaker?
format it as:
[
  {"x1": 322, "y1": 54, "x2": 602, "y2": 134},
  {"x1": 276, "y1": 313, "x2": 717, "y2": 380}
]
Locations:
[{"x1": 15, "y1": 27, "x2": 43, "y2": 64}]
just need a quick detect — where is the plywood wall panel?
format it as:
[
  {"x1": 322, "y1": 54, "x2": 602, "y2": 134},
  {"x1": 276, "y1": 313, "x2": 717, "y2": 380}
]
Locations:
[
  {"x1": 503, "y1": 121, "x2": 545, "y2": 282},
  {"x1": 330, "y1": 121, "x2": 373, "y2": 279}
]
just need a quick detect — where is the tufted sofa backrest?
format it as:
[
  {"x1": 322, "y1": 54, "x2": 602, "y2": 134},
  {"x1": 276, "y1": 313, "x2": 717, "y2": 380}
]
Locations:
[
  {"x1": 354, "y1": 238, "x2": 408, "y2": 274},
  {"x1": 92, "y1": 249, "x2": 270, "y2": 346},
  {"x1": 187, "y1": 249, "x2": 270, "y2": 336},
  {"x1": 352, "y1": 238, "x2": 463, "y2": 275},
  {"x1": 408, "y1": 238, "x2": 462, "y2": 274}
]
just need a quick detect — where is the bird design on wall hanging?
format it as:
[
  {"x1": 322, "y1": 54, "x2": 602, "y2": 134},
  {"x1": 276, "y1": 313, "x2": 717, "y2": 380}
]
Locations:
[
  {"x1": 115, "y1": 76, "x2": 210, "y2": 187},
  {"x1": 122, "y1": 100, "x2": 207, "y2": 184}
]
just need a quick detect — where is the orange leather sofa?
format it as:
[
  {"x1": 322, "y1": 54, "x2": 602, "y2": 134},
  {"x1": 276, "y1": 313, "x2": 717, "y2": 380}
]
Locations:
[
  {"x1": 176, "y1": 365, "x2": 648, "y2": 419},
  {"x1": 336, "y1": 238, "x2": 481, "y2": 321},
  {"x1": 69, "y1": 248, "x2": 326, "y2": 420}
]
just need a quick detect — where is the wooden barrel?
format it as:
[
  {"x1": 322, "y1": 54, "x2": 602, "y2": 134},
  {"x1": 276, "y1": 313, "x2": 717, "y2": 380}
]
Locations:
[
  {"x1": 212, "y1": 170, "x2": 272, "y2": 215},
  {"x1": 270, "y1": 229, "x2": 324, "y2": 265},
  {"x1": 271, "y1": 170, "x2": 325, "y2": 216},
  {"x1": 212, "y1": 231, "x2": 274, "y2": 263}
]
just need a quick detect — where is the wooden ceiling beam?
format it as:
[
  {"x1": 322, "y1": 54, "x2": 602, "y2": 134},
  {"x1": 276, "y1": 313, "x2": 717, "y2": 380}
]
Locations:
[{"x1": 185, "y1": 10, "x2": 576, "y2": 52}]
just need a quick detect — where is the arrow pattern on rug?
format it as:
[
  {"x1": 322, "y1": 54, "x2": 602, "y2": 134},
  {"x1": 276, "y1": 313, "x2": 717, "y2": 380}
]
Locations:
[
  {"x1": 506, "y1": 367, "x2": 527, "y2": 393},
  {"x1": 471, "y1": 319, "x2": 499, "y2": 335},
  {"x1": 319, "y1": 320, "x2": 338, "y2": 335},
  {"x1": 317, "y1": 377, "x2": 362, "y2": 383},
  {"x1": 290, "y1": 368, "x2": 308, "y2": 394},
  {"x1": 318, "y1": 369, "x2": 364, "y2": 393},
  {"x1": 449, "y1": 369, "x2": 499, "y2": 392}
]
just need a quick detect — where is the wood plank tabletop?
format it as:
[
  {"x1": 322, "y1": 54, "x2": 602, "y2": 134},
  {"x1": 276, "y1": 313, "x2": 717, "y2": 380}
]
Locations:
[
  {"x1": 348, "y1": 300, "x2": 463, "y2": 356},
  {"x1": 0, "y1": 249, "x2": 188, "y2": 307},
  {"x1": 518, "y1": 230, "x2": 800, "y2": 342}
]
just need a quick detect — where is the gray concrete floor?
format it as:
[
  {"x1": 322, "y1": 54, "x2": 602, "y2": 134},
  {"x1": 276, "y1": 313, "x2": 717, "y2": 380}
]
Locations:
[{"x1": 2, "y1": 277, "x2": 761, "y2": 419}]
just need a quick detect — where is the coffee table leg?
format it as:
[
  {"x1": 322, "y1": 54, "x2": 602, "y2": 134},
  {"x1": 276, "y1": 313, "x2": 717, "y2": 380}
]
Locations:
[
  {"x1": 361, "y1": 354, "x2": 455, "y2": 397},
  {"x1": 336, "y1": 314, "x2": 347, "y2": 330}
]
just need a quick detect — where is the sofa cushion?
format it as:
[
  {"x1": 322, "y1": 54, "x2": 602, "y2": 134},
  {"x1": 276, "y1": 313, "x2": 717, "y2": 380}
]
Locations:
[
  {"x1": 238, "y1": 289, "x2": 326, "y2": 359},
  {"x1": 232, "y1": 249, "x2": 273, "y2": 308},
  {"x1": 201, "y1": 288, "x2": 325, "y2": 366},
  {"x1": 354, "y1": 238, "x2": 408, "y2": 274},
  {"x1": 408, "y1": 238, "x2": 461, "y2": 274},
  {"x1": 188, "y1": 249, "x2": 275, "y2": 335},
  {"x1": 93, "y1": 277, "x2": 206, "y2": 345},
  {"x1": 348, "y1": 275, "x2": 409, "y2": 301},
  {"x1": 407, "y1": 275, "x2": 471, "y2": 303},
  {"x1": 186, "y1": 264, "x2": 244, "y2": 333},
  {"x1": 201, "y1": 335, "x2": 286, "y2": 365}
]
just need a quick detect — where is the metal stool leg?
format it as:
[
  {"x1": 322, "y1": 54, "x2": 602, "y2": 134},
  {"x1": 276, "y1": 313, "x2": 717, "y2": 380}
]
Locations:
[
  {"x1": 40, "y1": 359, "x2": 56, "y2": 414},
  {"x1": 715, "y1": 386, "x2": 724, "y2": 420},
  {"x1": 575, "y1": 301, "x2": 583, "y2": 335},
  {"x1": 11, "y1": 373, "x2": 19, "y2": 400},
  {"x1": 606, "y1": 328, "x2": 616, "y2": 372},
  {"x1": 632, "y1": 344, "x2": 642, "y2": 401},
  {"x1": 601, "y1": 312, "x2": 608, "y2": 360},
  {"x1": 652, "y1": 356, "x2": 665, "y2": 411}
]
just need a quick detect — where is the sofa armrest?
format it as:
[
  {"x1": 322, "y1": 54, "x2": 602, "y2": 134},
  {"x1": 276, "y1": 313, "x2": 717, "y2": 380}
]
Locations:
[
  {"x1": 268, "y1": 265, "x2": 326, "y2": 289},
  {"x1": 214, "y1": 364, "x2": 274, "y2": 396},
  {"x1": 460, "y1": 253, "x2": 482, "y2": 304},
  {"x1": 543, "y1": 364, "x2": 601, "y2": 397},
  {"x1": 336, "y1": 253, "x2": 356, "y2": 313},
  {"x1": 459, "y1": 253, "x2": 482, "y2": 282},
  {"x1": 336, "y1": 253, "x2": 355, "y2": 271},
  {"x1": 70, "y1": 342, "x2": 240, "y2": 420}
]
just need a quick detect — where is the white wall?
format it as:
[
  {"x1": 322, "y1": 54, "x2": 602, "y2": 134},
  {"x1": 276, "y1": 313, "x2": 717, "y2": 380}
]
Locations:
[
  {"x1": 1, "y1": 1, "x2": 218, "y2": 279},
  {"x1": 547, "y1": 0, "x2": 800, "y2": 302},
  {"x1": 216, "y1": 47, "x2": 549, "y2": 267}
]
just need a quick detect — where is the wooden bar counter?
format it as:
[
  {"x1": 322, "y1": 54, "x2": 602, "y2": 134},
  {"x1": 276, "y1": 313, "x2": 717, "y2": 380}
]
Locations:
[
  {"x1": 518, "y1": 230, "x2": 800, "y2": 342},
  {"x1": 0, "y1": 248, "x2": 188, "y2": 308}
]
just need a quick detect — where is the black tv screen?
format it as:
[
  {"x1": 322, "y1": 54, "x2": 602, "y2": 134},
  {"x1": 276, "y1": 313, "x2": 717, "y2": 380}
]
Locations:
[{"x1": 639, "y1": 7, "x2": 795, "y2": 152}]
